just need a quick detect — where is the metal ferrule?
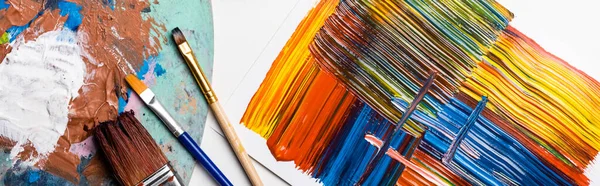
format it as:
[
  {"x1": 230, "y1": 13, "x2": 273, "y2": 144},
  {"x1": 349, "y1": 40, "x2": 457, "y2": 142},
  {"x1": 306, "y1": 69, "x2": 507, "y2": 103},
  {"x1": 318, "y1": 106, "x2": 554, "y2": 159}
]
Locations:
[
  {"x1": 177, "y1": 42, "x2": 218, "y2": 104},
  {"x1": 140, "y1": 164, "x2": 183, "y2": 186},
  {"x1": 139, "y1": 90, "x2": 185, "y2": 137}
]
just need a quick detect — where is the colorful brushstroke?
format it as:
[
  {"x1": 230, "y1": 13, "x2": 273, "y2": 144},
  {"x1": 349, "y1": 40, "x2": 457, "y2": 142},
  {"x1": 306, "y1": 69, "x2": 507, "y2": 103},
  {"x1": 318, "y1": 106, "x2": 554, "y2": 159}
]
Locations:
[{"x1": 241, "y1": 0, "x2": 599, "y2": 185}]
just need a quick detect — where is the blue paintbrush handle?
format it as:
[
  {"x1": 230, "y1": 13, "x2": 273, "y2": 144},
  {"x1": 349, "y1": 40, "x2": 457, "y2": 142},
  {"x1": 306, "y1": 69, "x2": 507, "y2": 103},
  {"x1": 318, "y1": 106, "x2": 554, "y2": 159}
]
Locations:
[{"x1": 178, "y1": 132, "x2": 233, "y2": 186}]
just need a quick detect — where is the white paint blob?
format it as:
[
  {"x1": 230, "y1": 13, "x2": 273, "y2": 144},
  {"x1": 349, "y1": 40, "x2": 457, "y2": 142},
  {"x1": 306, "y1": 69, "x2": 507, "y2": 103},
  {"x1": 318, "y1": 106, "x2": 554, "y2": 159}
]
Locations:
[{"x1": 0, "y1": 30, "x2": 86, "y2": 164}]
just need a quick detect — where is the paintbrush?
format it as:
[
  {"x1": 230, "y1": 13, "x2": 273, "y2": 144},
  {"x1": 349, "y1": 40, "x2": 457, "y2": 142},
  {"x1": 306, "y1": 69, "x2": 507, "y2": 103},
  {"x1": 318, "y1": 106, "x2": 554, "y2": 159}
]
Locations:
[
  {"x1": 94, "y1": 111, "x2": 183, "y2": 186},
  {"x1": 172, "y1": 27, "x2": 263, "y2": 186},
  {"x1": 125, "y1": 74, "x2": 232, "y2": 186}
]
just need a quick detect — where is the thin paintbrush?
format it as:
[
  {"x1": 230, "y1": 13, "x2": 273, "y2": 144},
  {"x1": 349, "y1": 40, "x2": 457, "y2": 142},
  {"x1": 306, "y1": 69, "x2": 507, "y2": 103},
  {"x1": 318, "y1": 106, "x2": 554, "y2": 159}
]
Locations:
[
  {"x1": 172, "y1": 27, "x2": 263, "y2": 186},
  {"x1": 94, "y1": 111, "x2": 183, "y2": 186},
  {"x1": 125, "y1": 74, "x2": 232, "y2": 186}
]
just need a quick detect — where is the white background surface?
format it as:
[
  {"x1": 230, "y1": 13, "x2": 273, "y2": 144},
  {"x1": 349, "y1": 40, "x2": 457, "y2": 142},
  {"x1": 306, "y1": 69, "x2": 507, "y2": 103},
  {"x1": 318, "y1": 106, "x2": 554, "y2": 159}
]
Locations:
[{"x1": 190, "y1": 0, "x2": 600, "y2": 185}]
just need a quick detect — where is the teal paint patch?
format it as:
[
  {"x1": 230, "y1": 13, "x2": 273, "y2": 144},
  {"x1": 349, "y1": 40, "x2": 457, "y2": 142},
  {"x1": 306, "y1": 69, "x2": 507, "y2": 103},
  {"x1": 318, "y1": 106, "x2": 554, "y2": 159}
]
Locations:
[{"x1": 155, "y1": 62, "x2": 166, "y2": 76}]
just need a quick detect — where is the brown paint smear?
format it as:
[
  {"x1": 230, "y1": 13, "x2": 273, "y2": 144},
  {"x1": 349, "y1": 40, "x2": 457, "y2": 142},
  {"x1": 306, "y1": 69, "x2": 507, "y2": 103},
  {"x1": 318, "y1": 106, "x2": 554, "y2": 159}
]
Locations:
[
  {"x1": 0, "y1": 0, "x2": 165, "y2": 184},
  {"x1": 0, "y1": 0, "x2": 42, "y2": 32}
]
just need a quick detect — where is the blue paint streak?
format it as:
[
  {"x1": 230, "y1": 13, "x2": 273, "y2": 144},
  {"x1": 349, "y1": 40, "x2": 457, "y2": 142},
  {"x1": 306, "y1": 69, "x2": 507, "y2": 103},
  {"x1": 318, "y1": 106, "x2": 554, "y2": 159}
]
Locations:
[
  {"x1": 57, "y1": 1, "x2": 82, "y2": 31},
  {"x1": 118, "y1": 90, "x2": 131, "y2": 114},
  {"x1": 118, "y1": 96, "x2": 127, "y2": 113},
  {"x1": 138, "y1": 56, "x2": 167, "y2": 80},
  {"x1": 0, "y1": 0, "x2": 9, "y2": 10},
  {"x1": 138, "y1": 60, "x2": 151, "y2": 80},
  {"x1": 442, "y1": 96, "x2": 487, "y2": 164},
  {"x1": 6, "y1": 24, "x2": 29, "y2": 42}
]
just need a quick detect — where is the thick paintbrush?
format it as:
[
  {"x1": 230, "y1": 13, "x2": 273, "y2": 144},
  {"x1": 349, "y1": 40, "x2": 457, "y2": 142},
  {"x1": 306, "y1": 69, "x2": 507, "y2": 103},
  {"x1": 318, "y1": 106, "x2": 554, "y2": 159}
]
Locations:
[
  {"x1": 172, "y1": 27, "x2": 263, "y2": 186},
  {"x1": 94, "y1": 111, "x2": 183, "y2": 186},
  {"x1": 125, "y1": 74, "x2": 232, "y2": 186}
]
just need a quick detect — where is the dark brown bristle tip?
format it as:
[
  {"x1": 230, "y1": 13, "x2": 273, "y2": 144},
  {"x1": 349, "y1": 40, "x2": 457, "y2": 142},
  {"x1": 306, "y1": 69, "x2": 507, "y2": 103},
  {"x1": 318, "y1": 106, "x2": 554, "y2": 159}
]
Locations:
[
  {"x1": 171, "y1": 27, "x2": 186, "y2": 45},
  {"x1": 94, "y1": 111, "x2": 168, "y2": 186}
]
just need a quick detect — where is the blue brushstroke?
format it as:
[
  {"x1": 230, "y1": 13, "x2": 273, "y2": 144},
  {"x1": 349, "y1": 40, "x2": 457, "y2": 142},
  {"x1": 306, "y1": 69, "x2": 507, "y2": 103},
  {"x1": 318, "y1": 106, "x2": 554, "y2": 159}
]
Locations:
[
  {"x1": 155, "y1": 62, "x2": 166, "y2": 76},
  {"x1": 0, "y1": 0, "x2": 9, "y2": 10},
  {"x1": 138, "y1": 56, "x2": 167, "y2": 80},
  {"x1": 442, "y1": 96, "x2": 488, "y2": 164},
  {"x1": 3, "y1": 0, "x2": 83, "y2": 42},
  {"x1": 310, "y1": 95, "x2": 574, "y2": 185},
  {"x1": 118, "y1": 90, "x2": 131, "y2": 114},
  {"x1": 27, "y1": 171, "x2": 40, "y2": 183},
  {"x1": 399, "y1": 98, "x2": 573, "y2": 185},
  {"x1": 315, "y1": 103, "x2": 408, "y2": 185},
  {"x1": 4, "y1": 11, "x2": 43, "y2": 42},
  {"x1": 6, "y1": 24, "x2": 29, "y2": 42},
  {"x1": 138, "y1": 60, "x2": 151, "y2": 80},
  {"x1": 57, "y1": 1, "x2": 82, "y2": 31}
]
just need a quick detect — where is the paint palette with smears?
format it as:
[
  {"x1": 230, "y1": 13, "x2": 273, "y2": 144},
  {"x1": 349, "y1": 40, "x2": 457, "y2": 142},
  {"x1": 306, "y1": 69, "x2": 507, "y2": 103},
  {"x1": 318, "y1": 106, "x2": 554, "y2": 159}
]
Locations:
[{"x1": 0, "y1": 0, "x2": 214, "y2": 185}]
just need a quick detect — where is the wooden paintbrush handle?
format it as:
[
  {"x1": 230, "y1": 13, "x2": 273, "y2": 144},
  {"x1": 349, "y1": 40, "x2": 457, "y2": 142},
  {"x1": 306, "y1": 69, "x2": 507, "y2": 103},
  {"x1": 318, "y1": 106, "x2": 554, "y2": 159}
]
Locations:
[{"x1": 210, "y1": 102, "x2": 264, "y2": 186}]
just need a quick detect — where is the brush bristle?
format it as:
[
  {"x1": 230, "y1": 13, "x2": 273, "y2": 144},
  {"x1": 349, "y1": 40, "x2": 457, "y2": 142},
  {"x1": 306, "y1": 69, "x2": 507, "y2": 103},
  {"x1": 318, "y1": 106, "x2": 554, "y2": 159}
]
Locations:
[
  {"x1": 125, "y1": 74, "x2": 148, "y2": 95},
  {"x1": 94, "y1": 111, "x2": 168, "y2": 186},
  {"x1": 172, "y1": 27, "x2": 186, "y2": 45}
]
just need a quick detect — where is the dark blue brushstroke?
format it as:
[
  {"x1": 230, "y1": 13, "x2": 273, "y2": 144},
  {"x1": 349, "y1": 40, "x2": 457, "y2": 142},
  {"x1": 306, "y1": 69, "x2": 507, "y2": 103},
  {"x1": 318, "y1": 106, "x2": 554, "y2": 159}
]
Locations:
[{"x1": 57, "y1": 1, "x2": 83, "y2": 31}]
